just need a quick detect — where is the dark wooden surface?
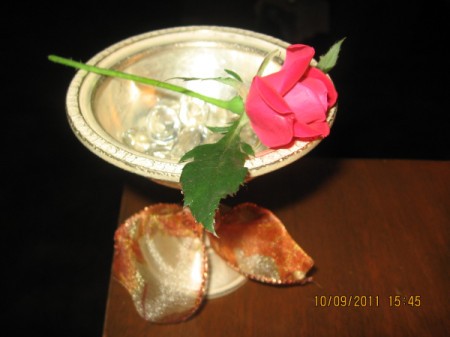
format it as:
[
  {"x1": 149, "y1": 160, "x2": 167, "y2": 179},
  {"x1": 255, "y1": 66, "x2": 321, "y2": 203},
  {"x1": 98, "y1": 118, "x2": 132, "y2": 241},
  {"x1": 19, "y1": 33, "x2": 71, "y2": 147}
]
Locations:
[{"x1": 102, "y1": 158, "x2": 449, "y2": 337}]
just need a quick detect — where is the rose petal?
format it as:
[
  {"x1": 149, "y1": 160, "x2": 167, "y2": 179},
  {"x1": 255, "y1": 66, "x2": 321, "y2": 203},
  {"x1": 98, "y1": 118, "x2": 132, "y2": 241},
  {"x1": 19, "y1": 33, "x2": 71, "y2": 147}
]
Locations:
[
  {"x1": 293, "y1": 119, "x2": 330, "y2": 139},
  {"x1": 209, "y1": 203, "x2": 314, "y2": 284},
  {"x1": 254, "y1": 77, "x2": 292, "y2": 115},
  {"x1": 285, "y1": 78, "x2": 329, "y2": 122},
  {"x1": 283, "y1": 78, "x2": 330, "y2": 139},
  {"x1": 264, "y1": 44, "x2": 315, "y2": 95},
  {"x1": 113, "y1": 204, "x2": 207, "y2": 323},
  {"x1": 307, "y1": 67, "x2": 338, "y2": 108},
  {"x1": 246, "y1": 78, "x2": 294, "y2": 147}
]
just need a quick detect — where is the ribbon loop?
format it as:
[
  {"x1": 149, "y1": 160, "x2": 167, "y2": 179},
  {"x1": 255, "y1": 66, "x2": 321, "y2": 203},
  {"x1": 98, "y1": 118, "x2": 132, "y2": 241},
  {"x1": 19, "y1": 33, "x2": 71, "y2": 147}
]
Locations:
[{"x1": 113, "y1": 204, "x2": 207, "y2": 323}]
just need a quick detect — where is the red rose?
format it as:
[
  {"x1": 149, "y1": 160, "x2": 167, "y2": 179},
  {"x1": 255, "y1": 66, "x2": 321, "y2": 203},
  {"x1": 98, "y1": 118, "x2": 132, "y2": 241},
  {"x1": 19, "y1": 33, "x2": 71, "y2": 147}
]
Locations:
[{"x1": 245, "y1": 44, "x2": 338, "y2": 148}]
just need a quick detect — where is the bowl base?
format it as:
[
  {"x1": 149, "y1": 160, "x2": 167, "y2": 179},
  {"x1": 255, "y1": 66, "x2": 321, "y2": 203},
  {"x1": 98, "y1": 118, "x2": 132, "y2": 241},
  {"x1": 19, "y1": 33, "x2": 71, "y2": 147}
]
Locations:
[{"x1": 206, "y1": 243, "x2": 247, "y2": 299}]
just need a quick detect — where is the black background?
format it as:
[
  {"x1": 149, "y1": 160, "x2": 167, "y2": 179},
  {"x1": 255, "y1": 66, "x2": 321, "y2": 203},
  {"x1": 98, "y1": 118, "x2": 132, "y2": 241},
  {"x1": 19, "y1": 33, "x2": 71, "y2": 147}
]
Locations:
[{"x1": 3, "y1": 1, "x2": 449, "y2": 336}]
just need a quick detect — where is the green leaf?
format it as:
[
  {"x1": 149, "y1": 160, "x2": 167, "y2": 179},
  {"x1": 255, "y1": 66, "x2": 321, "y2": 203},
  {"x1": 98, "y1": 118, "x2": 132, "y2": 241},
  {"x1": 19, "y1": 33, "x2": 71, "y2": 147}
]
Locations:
[
  {"x1": 224, "y1": 69, "x2": 243, "y2": 82},
  {"x1": 240, "y1": 142, "x2": 255, "y2": 156},
  {"x1": 180, "y1": 119, "x2": 249, "y2": 234},
  {"x1": 206, "y1": 125, "x2": 232, "y2": 134},
  {"x1": 214, "y1": 77, "x2": 243, "y2": 90},
  {"x1": 317, "y1": 38, "x2": 346, "y2": 73},
  {"x1": 168, "y1": 74, "x2": 242, "y2": 90}
]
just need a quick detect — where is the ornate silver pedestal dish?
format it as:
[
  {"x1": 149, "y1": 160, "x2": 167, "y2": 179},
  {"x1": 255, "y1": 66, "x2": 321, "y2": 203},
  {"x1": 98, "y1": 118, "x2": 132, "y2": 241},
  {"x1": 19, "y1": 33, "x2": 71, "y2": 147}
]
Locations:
[{"x1": 65, "y1": 26, "x2": 336, "y2": 300}]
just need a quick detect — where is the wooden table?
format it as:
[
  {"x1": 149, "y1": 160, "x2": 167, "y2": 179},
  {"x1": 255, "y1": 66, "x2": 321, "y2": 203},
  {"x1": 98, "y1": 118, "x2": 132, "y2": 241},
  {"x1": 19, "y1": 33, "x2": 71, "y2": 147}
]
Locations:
[{"x1": 102, "y1": 158, "x2": 449, "y2": 337}]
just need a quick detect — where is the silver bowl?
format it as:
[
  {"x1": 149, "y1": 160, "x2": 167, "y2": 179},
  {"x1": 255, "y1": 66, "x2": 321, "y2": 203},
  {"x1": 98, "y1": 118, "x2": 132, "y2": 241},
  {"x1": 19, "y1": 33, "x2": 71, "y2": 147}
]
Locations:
[{"x1": 66, "y1": 26, "x2": 336, "y2": 187}]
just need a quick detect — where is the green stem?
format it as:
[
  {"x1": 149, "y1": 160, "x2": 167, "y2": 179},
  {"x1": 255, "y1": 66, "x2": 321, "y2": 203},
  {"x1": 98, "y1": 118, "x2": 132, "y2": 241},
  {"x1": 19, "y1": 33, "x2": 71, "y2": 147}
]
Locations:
[
  {"x1": 222, "y1": 109, "x2": 250, "y2": 147},
  {"x1": 48, "y1": 55, "x2": 244, "y2": 113}
]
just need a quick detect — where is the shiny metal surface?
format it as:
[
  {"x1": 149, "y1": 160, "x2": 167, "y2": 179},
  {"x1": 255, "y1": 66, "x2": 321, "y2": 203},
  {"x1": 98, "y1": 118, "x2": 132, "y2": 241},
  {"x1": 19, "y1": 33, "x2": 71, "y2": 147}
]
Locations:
[{"x1": 66, "y1": 26, "x2": 336, "y2": 185}]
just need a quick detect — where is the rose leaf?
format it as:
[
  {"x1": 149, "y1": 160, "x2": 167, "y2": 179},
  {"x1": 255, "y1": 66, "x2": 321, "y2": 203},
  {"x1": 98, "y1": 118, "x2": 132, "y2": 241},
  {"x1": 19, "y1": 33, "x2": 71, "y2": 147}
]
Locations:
[
  {"x1": 180, "y1": 122, "x2": 249, "y2": 234},
  {"x1": 317, "y1": 37, "x2": 346, "y2": 73}
]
